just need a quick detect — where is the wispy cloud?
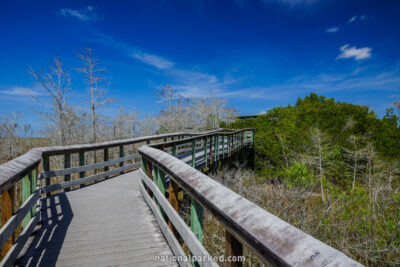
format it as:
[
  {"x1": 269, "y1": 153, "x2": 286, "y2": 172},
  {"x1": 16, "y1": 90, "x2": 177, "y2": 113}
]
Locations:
[
  {"x1": 0, "y1": 87, "x2": 44, "y2": 96},
  {"x1": 131, "y1": 52, "x2": 174, "y2": 70},
  {"x1": 337, "y1": 44, "x2": 372, "y2": 60},
  {"x1": 58, "y1": 6, "x2": 102, "y2": 21},
  {"x1": 90, "y1": 31, "x2": 232, "y2": 95},
  {"x1": 348, "y1": 14, "x2": 367, "y2": 23},
  {"x1": 219, "y1": 66, "x2": 400, "y2": 102},
  {"x1": 326, "y1": 27, "x2": 339, "y2": 33}
]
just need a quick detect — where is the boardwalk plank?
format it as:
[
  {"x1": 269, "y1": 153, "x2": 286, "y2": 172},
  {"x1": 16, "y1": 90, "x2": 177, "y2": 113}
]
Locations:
[{"x1": 18, "y1": 171, "x2": 178, "y2": 267}]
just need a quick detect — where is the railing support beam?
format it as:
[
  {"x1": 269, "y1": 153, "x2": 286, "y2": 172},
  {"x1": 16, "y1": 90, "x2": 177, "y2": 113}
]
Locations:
[{"x1": 225, "y1": 231, "x2": 243, "y2": 267}]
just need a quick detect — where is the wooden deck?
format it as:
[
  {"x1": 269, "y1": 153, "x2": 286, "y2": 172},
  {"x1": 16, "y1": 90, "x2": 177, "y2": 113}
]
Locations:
[{"x1": 17, "y1": 171, "x2": 178, "y2": 267}]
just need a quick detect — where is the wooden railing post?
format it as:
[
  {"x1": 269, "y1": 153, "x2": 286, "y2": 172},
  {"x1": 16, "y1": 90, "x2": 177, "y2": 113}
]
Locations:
[
  {"x1": 43, "y1": 156, "x2": 50, "y2": 197},
  {"x1": 104, "y1": 148, "x2": 109, "y2": 178},
  {"x1": 214, "y1": 135, "x2": 218, "y2": 163},
  {"x1": 22, "y1": 173, "x2": 31, "y2": 228},
  {"x1": 64, "y1": 153, "x2": 71, "y2": 191},
  {"x1": 225, "y1": 230, "x2": 243, "y2": 267},
  {"x1": 216, "y1": 135, "x2": 219, "y2": 161},
  {"x1": 119, "y1": 145, "x2": 124, "y2": 174},
  {"x1": 204, "y1": 137, "x2": 208, "y2": 169},
  {"x1": 145, "y1": 158, "x2": 154, "y2": 198},
  {"x1": 32, "y1": 168, "x2": 37, "y2": 216},
  {"x1": 157, "y1": 167, "x2": 167, "y2": 218},
  {"x1": 168, "y1": 179, "x2": 179, "y2": 233},
  {"x1": 79, "y1": 152, "x2": 85, "y2": 188},
  {"x1": 228, "y1": 135, "x2": 231, "y2": 157},
  {"x1": 172, "y1": 142, "x2": 177, "y2": 157},
  {"x1": 209, "y1": 136, "x2": 213, "y2": 166},
  {"x1": 190, "y1": 198, "x2": 203, "y2": 243},
  {"x1": 222, "y1": 135, "x2": 225, "y2": 159},
  {"x1": 1, "y1": 186, "x2": 15, "y2": 257},
  {"x1": 192, "y1": 140, "x2": 196, "y2": 168}
]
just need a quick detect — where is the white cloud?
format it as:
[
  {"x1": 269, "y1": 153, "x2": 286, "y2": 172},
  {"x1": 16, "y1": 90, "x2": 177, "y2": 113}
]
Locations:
[
  {"x1": 348, "y1": 14, "x2": 367, "y2": 23},
  {"x1": 0, "y1": 87, "x2": 44, "y2": 96},
  {"x1": 348, "y1": 16, "x2": 357, "y2": 23},
  {"x1": 337, "y1": 44, "x2": 371, "y2": 60},
  {"x1": 131, "y1": 52, "x2": 174, "y2": 70},
  {"x1": 58, "y1": 6, "x2": 101, "y2": 21},
  {"x1": 326, "y1": 27, "x2": 339, "y2": 33}
]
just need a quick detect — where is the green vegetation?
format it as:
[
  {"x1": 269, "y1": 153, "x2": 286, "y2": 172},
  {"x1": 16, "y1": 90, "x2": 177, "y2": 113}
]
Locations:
[{"x1": 223, "y1": 93, "x2": 400, "y2": 265}]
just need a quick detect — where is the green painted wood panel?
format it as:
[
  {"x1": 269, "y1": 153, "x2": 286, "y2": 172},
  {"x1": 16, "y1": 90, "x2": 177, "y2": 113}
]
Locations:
[
  {"x1": 31, "y1": 169, "x2": 37, "y2": 216},
  {"x1": 190, "y1": 198, "x2": 203, "y2": 244},
  {"x1": 21, "y1": 174, "x2": 31, "y2": 228}
]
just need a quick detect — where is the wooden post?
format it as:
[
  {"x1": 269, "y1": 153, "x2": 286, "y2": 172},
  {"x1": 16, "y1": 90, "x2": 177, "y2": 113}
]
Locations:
[
  {"x1": 172, "y1": 142, "x2": 177, "y2": 157},
  {"x1": 145, "y1": 159, "x2": 153, "y2": 198},
  {"x1": 22, "y1": 173, "x2": 31, "y2": 228},
  {"x1": 104, "y1": 148, "x2": 109, "y2": 178},
  {"x1": 228, "y1": 135, "x2": 231, "y2": 157},
  {"x1": 157, "y1": 167, "x2": 166, "y2": 217},
  {"x1": 32, "y1": 168, "x2": 37, "y2": 216},
  {"x1": 168, "y1": 179, "x2": 179, "y2": 234},
  {"x1": 214, "y1": 135, "x2": 218, "y2": 162},
  {"x1": 190, "y1": 198, "x2": 203, "y2": 243},
  {"x1": 192, "y1": 140, "x2": 196, "y2": 168},
  {"x1": 79, "y1": 152, "x2": 85, "y2": 188},
  {"x1": 119, "y1": 145, "x2": 124, "y2": 174},
  {"x1": 64, "y1": 153, "x2": 71, "y2": 191},
  {"x1": 1, "y1": 186, "x2": 15, "y2": 257},
  {"x1": 209, "y1": 136, "x2": 213, "y2": 166},
  {"x1": 204, "y1": 137, "x2": 208, "y2": 169},
  {"x1": 225, "y1": 230, "x2": 243, "y2": 267},
  {"x1": 43, "y1": 156, "x2": 50, "y2": 197}
]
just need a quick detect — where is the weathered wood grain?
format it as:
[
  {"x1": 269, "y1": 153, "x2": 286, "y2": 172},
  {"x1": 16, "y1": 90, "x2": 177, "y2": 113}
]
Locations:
[
  {"x1": 140, "y1": 182, "x2": 190, "y2": 267},
  {"x1": 18, "y1": 171, "x2": 178, "y2": 267},
  {"x1": 41, "y1": 163, "x2": 141, "y2": 193},
  {"x1": 139, "y1": 146, "x2": 362, "y2": 267},
  {"x1": 0, "y1": 190, "x2": 39, "y2": 250},
  {"x1": 40, "y1": 154, "x2": 140, "y2": 178},
  {"x1": 139, "y1": 170, "x2": 218, "y2": 267}
]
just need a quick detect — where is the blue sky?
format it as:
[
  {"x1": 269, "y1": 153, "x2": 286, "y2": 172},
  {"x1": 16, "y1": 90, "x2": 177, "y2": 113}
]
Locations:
[{"x1": 1, "y1": 0, "x2": 400, "y2": 131}]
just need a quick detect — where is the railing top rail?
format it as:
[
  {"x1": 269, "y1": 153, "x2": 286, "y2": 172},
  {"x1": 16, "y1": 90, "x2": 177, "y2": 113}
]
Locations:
[
  {"x1": 150, "y1": 128, "x2": 254, "y2": 149},
  {"x1": 0, "y1": 130, "x2": 227, "y2": 194},
  {"x1": 139, "y1": 145, "x2": 361, "y2": 267}
]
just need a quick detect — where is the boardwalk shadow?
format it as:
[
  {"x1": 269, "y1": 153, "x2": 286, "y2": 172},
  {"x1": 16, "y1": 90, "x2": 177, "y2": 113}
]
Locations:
[{"x1": 17, "y1": 193, "x2": 73, "y2": 267}]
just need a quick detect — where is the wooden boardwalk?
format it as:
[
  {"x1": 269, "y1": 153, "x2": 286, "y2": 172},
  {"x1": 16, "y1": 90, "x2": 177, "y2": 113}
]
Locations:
[{"x1": 18, "y1": 171, "x2": 178, "y2": 267}]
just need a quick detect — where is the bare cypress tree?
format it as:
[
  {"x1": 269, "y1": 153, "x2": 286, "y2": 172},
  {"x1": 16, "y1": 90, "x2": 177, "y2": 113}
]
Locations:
[
  {"x1": 77, "y1": 48, "x2": 114, "y2": 144},
  {"x1": 306, "y1": 127, "x2": 333, "y2": 202},
  {"x1": 28, "y1": 56, "x2": 70, "y2": 145},
  {"x1": 0, "y1": 113, "x2": 20, "y2": 160}
]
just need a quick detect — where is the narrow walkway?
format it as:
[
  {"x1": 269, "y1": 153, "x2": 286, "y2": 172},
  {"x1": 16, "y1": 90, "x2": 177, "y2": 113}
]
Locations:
[{"x1": 18, "y1": 171, "x2": 178, "y2": 267}]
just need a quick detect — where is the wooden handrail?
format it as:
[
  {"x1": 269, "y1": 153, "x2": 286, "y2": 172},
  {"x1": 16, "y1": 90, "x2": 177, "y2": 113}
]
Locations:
[
  {"x1": 0, "y1": 129, "x2": 229, "y2": 265},
  {"x1": 0, "y1": 130, "x2": 227, "y2": 193},
  {"x1": 138, "y1": 130, "x2": 362, "y2": 267}
]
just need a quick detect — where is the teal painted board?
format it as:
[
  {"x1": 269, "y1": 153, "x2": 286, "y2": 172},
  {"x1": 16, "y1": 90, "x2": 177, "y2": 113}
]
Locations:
[
  {"x1": 22, "y1": 174, "x2": 31, "y2": 228},
  {"x1": 190, "y1": 198, "x2": 203, "y2": 244},
  {"x1": 31, "y1": 169, "x2": 37, "y2": 216}
]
